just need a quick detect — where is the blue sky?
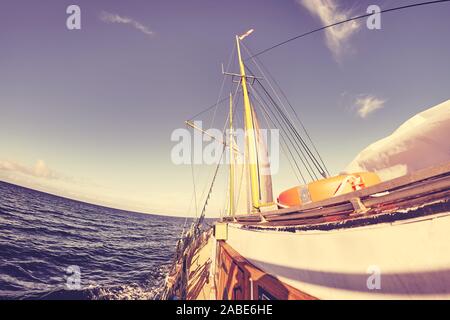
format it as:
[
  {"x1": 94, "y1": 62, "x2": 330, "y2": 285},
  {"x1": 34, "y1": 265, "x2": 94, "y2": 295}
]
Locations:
[{"x1": 1, "y1": 0, "x2": 449, "y2": 216}]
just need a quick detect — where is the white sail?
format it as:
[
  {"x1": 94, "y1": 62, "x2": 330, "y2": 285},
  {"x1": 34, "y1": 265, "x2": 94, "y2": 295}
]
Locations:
[{"x1": 346, "y1": 99, "x2": 450, "y2": 181}]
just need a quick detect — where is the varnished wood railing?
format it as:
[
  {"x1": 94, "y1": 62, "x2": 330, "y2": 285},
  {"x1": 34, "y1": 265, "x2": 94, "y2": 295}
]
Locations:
[{"x1": 223, "y1": 162, "x2": 450, "y2": 225}]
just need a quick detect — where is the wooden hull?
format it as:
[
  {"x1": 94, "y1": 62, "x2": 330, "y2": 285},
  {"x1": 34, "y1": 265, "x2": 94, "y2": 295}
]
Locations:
[{"x1": 214, "y1": 239, "x2": 316, "y2": 300}]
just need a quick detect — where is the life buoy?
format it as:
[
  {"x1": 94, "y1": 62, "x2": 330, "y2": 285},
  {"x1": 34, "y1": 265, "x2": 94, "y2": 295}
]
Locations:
[{"x1": 277, "y1": 172, "x2": 381, "y2": 208}]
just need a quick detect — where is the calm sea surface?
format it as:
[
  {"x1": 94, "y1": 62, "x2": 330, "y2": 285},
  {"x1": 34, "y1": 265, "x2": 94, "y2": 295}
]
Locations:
[{"x1": 0, "y1": 181, "x2": 190, "y2": 300}]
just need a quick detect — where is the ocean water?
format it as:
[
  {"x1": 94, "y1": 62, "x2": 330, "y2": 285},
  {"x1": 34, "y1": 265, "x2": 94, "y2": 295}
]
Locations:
[{"x1": 0, "y1": 181, "x2": 190, "y2": 300}]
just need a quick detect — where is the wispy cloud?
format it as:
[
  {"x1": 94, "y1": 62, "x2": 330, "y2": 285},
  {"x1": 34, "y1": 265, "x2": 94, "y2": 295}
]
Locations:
[
  {"x1": 100, "y1": 11, "x2": 154, "y2": 36},
  {"x1": 298, "y1": 0, "x2": 360, "y2": 60},
  {"x1": 354, "y1": 95, "x2": 386, "y2": 118},
  {"x1": 0, "y1": 159, "x2": 175, "y2": 216},
  {"x1": 0, "y1": 159, "x2": 60, "y2": 180}
]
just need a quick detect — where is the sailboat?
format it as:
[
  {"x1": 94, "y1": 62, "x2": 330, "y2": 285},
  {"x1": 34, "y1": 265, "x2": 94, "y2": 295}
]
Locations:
[{"x1": 161, "y1": 30, "x2": 450, "y2": 300}]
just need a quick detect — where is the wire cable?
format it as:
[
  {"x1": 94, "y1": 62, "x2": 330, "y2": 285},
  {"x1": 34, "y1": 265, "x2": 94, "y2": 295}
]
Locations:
[{"x1": 248, "y1": 0, "x2": 450, "y2": 59}]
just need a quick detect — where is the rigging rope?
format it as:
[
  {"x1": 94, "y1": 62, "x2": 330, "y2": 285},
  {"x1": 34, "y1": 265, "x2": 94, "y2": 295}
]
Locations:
[
  {"x1": 248, "y1": 86, "x2": 306, "y2": 184},
  {"x1": 247, "y1": 84, "x2": 310, "y2": 180},
  {"x1": 239, "y1": 43, "x2": 329, "y2": 181},
  {"x1": 188, "y1": 97, "x2": 229, "y2": 121},
  {"x1": 251, "y1": 77, "x2": 323, "y2": 180},
  {"x1": 190, "y1": 150, "x2": 198, "y2": 218},
  {"x1": 210, "y1": 43, "x2": 236, "y2": 129},
  {"x1": 245, "y1": 63, "x2": 328, "y2": 181},
  {"x1": 197, "y1": 145, "x2": 227, "y2": 226},
  {"x1": 248, "y1": 0, "x2": 450, "y2": 59},
  {"x1": 242, "y1": 43, "x2": 330, "y2": 177},
  {"x1": 184, "y1": 43, "x2": 237, "y2": 225}
]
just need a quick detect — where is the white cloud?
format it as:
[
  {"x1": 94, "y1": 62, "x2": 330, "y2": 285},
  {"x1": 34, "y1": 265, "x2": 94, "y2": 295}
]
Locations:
[
  {"x1": 298, "y1": 0, "x2": 360, "y2": 60},
  {"x1": 100, "y1": 11, "x2": 154, "y2": 36},
  {"x1": 354, "y1": 95, "x2": 386, "y2": 118}
]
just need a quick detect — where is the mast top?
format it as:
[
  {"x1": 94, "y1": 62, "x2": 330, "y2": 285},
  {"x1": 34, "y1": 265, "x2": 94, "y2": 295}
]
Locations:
[{"x1": 238, "y1": 29, "x2": 254, "y2": 41}]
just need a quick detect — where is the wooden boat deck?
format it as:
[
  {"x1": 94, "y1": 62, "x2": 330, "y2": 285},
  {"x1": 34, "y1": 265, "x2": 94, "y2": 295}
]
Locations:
[{"x1": 186, "y1": 235, "x2": 216, "y2": 300}]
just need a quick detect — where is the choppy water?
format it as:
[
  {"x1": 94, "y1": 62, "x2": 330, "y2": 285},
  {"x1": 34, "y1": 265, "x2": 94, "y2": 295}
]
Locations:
[{"x1": 0, "y1": 181, "x2": 190, "y2": 300}]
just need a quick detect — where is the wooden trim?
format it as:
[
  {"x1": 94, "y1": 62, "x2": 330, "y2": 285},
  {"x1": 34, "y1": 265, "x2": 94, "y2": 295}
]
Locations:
[
  {"x1": 232, "y1": 162, "x2": 450, "y2": 225},
  {"x1": 216, "y1": 241, "x2": 316, "y2": 300}
]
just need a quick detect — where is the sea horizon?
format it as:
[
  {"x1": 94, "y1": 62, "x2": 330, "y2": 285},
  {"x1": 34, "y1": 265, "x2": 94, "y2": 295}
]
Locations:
[{"x1": 0, "y1": 180, "x2": 191, "y2": 219}]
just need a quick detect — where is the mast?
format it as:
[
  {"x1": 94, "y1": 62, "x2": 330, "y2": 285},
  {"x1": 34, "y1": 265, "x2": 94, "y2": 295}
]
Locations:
[
  {"x1": 228, "y1": 92, "x2": 235, "y2": 217},
  {"x1": 236, "y1": 32, "x2": 261, "y2": 210}
]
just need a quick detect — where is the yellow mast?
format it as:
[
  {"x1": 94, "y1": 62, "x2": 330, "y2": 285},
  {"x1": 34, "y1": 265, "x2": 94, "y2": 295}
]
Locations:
[
  {"x1": 235, "y1": 33, "x2": 260, "y2": 210},
  {"x1": 228, "y1": 92, "x2": 235, "y2": 217}
]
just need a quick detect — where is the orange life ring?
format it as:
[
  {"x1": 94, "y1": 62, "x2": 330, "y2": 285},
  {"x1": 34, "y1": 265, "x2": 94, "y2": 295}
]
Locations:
[{"x1": 277, "y1": 172, "x2": 381, "y2": 208}]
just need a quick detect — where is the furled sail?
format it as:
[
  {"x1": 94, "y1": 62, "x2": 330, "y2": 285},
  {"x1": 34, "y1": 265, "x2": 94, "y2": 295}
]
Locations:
[
  {"x1": 226, "y1": 108, "x2": 274, "y2": 216},
  {"x1": 252, "y1": 108, "x2": 274, "y2": 204},
  {"x1": 235, "y1": 145, "x2": 251, "y2": 215}
]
